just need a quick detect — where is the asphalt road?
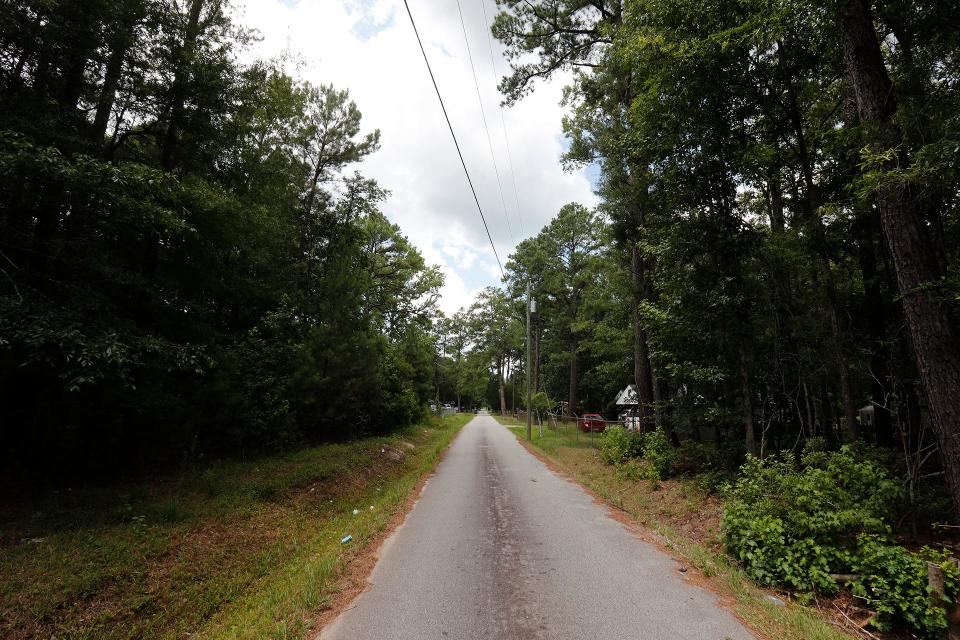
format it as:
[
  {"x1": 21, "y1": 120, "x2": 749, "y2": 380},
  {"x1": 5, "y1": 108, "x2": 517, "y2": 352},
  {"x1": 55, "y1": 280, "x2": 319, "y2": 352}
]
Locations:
[{"x1": 320, "y1": 414, "x2": 755, "y2": 640}]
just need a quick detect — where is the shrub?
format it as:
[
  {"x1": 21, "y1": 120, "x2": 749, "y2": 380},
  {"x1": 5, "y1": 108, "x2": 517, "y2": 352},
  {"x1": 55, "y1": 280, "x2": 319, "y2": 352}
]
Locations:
[
  {"x1": 615, "y1": 459, "x2": 645, "y2": 482},
  {"x1": 673, "y1": 440, "x2": 723, "y2": 474},
  {"x1": 722, "y1": 443, "x2": 902, "y2": 593},
  {"x1": 598, "y1": 425, "x2": 643, "y2": 465},
  {"x1": 642, "y1": 428, "x2": 675, "y2": 481},
  {"x1": 851, "y1": 535, "x2": 960, "y2": 637},
  {"x1": 695, "y1": 469, "x2": 731, "y2": 495}
]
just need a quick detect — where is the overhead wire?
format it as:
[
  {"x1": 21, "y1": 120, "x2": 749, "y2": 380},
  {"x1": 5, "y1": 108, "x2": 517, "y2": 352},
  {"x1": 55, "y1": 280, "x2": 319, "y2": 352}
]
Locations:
[
  {"x1": 400, "y1": 0, "x2": 504, "y2": 277},
  {"x1": 478, "y1": 0, "x2": 525, "y2": 239},
  {"x1": 453, "y1": 0, "x2": 515, "y2": 247}
]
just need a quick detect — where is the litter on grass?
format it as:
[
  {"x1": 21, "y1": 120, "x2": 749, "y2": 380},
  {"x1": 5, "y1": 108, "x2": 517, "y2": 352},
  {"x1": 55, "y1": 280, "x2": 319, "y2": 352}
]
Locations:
[{"x1": 341, "y1": 535, "x2": 353, "y2": 544}]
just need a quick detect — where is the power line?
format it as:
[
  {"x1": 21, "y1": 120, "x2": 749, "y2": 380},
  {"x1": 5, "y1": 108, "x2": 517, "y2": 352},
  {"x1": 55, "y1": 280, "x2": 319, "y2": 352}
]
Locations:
[
  {"x1": 400, "y1": 0, "x2": 504, "y2": 277},
  {"x1": 454, "y1": 0, "x2": 514, "y2": 247},
  {"x1": 478, "y1": 0, "x2": 525, "y2": 239}
]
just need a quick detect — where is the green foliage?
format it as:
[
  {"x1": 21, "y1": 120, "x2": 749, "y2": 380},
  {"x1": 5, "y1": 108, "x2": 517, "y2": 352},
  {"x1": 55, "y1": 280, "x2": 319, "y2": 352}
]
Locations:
[
  {"x1": 673, "y1": 440, "x2": 725, "y2": 474},
  {"x1": 598, "y1": 425, "x2": 643, "y2": 465},
  {"x1": 695, "y1": 469, "x2": 732, "y2": 495},
  {"x1": 0, "y1": 3, "x2": 443, "y2": 478},
  {"x1": 722, "y1": 444, "x2": 901, "y2": 593},
  {"x1": 722, "y1": 446, "x2": 960, "y2": 637},
  {"x1": 850, "y1": 536, "x2": 960, "y2": 636},
  {"x1": 615, "y1": 459, "x2": 645, "y2": 482},
  {"x1": 642, "y1": 428, "x2": 676, "y2": 481},
  {"x1": 530, "y1": 391, "x2": 553, "y2": 414}
]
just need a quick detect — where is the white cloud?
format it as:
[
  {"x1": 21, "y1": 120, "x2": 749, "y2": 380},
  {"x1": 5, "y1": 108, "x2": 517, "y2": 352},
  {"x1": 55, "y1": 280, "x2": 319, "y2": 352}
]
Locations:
[{"x1": 234, "y1": 0, "x2": 598, "y2": 313}]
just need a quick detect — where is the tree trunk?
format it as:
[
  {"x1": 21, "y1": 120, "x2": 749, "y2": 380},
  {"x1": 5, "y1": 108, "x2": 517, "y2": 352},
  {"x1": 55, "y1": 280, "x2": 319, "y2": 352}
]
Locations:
[
  {"x1": 146, "y1": 0, "x2": 204, "y2": 280},
  {"x1": 767, "y1": 172, "x2": 786, "y2": 233},
  {"x1": 839, "y1": 0, "x2": 960, "y2": 517},
  {"x1": 161, "y1": 0, "x2": 204, "y2": 172},
  {"x1": 56, "y1": 6, "x2": 95, "y2": 122},
  {"x1": 631, "y1": 241, "x2": 655, "y2": 431},
  {"x1": 782, "y1": 66, "x2": 859, "y2": 440},
  {"x1": 843, "y1": 80, "x2": 895, "y2": 447},
  {"x1": 739, "y1": 341, "x2": 757, "y2": 456},
  {"x1": 856, "y1": 209, "x2": 894, "y2": 446},
  {"x1": 91, "y1": 23, "x2": 134, "y2": 144},
  {"x1": 499, "y1": 380, "x2": 507, "y2": 416},
  {"x1": 568, "y1": 333, "x2": 578, "y2": 416}
]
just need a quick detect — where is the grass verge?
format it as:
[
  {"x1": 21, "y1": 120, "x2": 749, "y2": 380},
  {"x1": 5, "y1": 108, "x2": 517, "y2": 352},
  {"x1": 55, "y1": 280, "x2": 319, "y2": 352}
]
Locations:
[
  {"x1": 498, "y1": 415, "x2": 859, "y2": 640},
  {"x1": 0, "y1": 413, "x2": 472, "y2": 640}
]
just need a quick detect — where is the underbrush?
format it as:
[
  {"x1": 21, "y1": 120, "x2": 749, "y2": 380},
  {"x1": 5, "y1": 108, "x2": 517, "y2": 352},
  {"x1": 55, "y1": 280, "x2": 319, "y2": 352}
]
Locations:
[
  {"x1": 598, "y1": 426, "x2": 675, "y2": 484},
  {"x1": 591, "y1": 427, "x2": 960, "y2": 638},
  {"x1": 723, "y1": 442, "x2": 959, "y2": 637}
]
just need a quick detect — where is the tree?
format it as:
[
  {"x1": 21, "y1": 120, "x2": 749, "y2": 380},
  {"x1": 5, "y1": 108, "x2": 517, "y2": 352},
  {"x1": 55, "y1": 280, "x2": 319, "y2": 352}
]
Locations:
[
  {"x1": 836, "y1": 0, "x2": 960, "y2": 516},
  {"x1": 494, "y1": 0, "x2": 660, "y2": 429},
  {"x1": 0, "y1": 2, "x2": 444, "y2": 478}
]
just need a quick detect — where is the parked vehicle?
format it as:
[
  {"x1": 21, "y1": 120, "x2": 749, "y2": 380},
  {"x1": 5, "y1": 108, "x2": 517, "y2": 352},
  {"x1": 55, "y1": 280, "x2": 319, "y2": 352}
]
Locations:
[{"x1": 578, "y1": 413, "x2": 606, "y2": 432}]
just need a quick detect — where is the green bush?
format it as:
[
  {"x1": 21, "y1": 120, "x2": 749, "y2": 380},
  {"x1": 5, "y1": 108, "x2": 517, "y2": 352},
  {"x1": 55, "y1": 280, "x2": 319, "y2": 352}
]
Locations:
[
  {"x1": 642, "y1": 428, "x2": 675, "y2": 481},
  {"x1": 598, "y1": 425, "x2": 643, "y2": 465},
  {"x1": 673, "y1": 440, "x2": 723, "y2": 474},
  {"x1": 695, "y1": 469, "x2": 731, "y2": 495},
  {"x1": 721, "y1": 444, "x2": 960, "y2": 638},
  {"x1": 615, "y1": 459, "x2": 645, "y2": 482},
  {"x1": 722, "y1": 443, "x2": 901, "y2": 592},
  {"x1": 851, "y1": 535, "x2": 960, "y2": 636}
]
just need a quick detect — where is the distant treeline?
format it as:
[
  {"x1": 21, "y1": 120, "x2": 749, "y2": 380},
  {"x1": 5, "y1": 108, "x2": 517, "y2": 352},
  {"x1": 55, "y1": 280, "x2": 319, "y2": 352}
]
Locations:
[{"x1": 0, "y1": 0, "x2": 443, "y2": 481}]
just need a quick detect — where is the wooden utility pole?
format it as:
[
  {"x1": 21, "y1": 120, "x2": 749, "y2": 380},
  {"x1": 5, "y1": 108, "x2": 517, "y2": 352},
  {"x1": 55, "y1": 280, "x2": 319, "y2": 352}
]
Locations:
[{"x1": 526, "y1": 282, "x2": 533, "y2": 441}]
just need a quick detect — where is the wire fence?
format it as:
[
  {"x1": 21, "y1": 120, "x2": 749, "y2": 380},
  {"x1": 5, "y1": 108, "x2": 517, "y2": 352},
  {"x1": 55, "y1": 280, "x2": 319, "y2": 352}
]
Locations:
[{"x1": 512, "y1": 410, "x2": 630, "y2": 448}]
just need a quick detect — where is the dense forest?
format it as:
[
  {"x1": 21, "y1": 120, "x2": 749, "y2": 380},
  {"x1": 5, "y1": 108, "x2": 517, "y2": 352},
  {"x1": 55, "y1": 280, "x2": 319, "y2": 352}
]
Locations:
[
  {"x1": 0, "y1": 0, "x2": 445, "y2": 480},
  {"x1": 437, "y1": 0, "x2": 960, "y2": 515}
]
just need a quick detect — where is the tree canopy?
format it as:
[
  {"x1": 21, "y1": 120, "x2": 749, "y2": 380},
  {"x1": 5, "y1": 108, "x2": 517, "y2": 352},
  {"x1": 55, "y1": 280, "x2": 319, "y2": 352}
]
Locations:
[{"x1": 0, "y1": 0, "x2": 444, "y2": 479}]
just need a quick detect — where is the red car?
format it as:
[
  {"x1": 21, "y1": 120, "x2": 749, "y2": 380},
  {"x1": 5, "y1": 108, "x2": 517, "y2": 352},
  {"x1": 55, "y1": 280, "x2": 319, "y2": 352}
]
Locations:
[{"x1": 578, "y1": 413, "x2": 606, "y2": 432}]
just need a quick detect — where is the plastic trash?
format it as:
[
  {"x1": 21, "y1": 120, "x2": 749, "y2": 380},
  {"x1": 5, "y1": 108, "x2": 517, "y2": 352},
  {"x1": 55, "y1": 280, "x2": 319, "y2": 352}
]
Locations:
[
  {"x1": 369, "y1": 505, "x2": 374, "y2": 510},
  {"x1": 352, "y1": 509, "x2": 359, "y2": 515},
  {"x1": 764, "y1": 594, "x2": 785, "y2": 607},
  {"x1": 341, "y1": 534, "x2": 353, "y2": 544}
]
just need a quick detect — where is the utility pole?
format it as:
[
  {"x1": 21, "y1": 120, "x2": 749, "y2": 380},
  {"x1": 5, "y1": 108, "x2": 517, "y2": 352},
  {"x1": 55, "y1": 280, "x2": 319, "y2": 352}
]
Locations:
[{"x1": 526, "y1": 281, "x2": 533, "y2": 441}]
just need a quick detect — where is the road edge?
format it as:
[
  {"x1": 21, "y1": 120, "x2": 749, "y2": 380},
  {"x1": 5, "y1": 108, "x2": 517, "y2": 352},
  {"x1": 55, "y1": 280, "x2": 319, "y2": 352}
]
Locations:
[
  {"x1": 505, "y1": 425, "x2": 766, "y2": 640},
  {"x1": 309, "y1": 416, "x2": 473, "y2": 638}
]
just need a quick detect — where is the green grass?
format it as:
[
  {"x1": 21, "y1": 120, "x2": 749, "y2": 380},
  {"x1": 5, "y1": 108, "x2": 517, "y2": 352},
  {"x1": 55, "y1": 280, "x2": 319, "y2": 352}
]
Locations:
[
  {"x1": 506, "y1": 416, "x2": 599, "y2": 455},
  {"x1": 0, "y1": 413, "x2": 472, "y2": 640},
  {"x1": 497, "y1": 415, "x2": 857, "y2": 640}
]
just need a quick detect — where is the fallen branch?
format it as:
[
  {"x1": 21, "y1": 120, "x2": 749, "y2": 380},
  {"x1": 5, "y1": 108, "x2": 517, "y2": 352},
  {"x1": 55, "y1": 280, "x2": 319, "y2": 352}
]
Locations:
[{"x1": 833, "y1": 601, "x2": 881, "y2": 640}]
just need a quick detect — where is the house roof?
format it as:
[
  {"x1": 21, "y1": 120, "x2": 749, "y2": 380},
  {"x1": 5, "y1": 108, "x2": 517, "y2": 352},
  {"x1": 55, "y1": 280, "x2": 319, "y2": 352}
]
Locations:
[{"x1": 614, "y1": 384, "x2": 638, "y2": 406}]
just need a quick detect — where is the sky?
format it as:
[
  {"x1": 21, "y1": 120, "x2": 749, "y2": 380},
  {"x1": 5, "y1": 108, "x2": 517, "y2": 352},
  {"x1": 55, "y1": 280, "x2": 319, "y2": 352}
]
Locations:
[{"x1": 234, "y1": 0, "x2": 598, "y2": 315}]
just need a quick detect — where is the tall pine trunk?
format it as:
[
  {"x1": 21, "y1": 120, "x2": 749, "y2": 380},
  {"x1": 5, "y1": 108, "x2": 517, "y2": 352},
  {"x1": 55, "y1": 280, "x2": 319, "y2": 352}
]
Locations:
[
  {"x1": 91, "y1": 14, "x2": 136, "y2": 145},
  {"x1": 498, "y1": 357, "x2": 507, "y2": 416},
  {"x1": 631, "y1": 240, "x2": 655, "y2": 431},
  {"x1": 839, "y1": 0, "x2": 960, "y2": 517},
  {"x1": 147, "y1": 0, "x2": 204, "y2": 280},
  {"x1": 568, "y1": 333, "x2": 578, "y2": 416},
  {"x1": 739, "y1": 340, "x2": 758, "y2": 456}
]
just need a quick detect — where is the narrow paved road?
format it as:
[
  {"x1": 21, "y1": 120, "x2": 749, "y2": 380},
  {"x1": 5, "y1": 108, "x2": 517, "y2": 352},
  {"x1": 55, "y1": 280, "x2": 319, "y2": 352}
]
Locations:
[{"x1": 321, "y1": 414, "x2": 754, "y2": 640}]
